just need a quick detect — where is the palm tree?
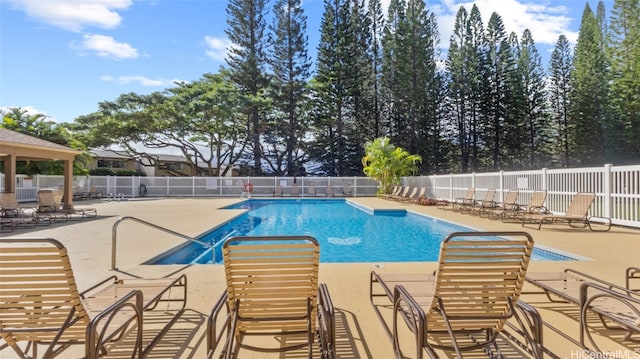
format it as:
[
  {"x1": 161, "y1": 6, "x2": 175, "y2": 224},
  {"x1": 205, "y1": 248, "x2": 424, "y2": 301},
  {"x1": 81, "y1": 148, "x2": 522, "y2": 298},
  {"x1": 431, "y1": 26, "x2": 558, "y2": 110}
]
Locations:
[{"x1": 362, "y1": 137, "x2": 422, "y2": 194}]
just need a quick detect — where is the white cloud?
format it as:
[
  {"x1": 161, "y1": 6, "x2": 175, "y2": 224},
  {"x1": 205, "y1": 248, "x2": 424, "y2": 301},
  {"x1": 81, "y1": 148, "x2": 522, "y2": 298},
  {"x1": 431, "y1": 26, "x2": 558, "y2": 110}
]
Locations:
[
  {"x1": 75, "y1": 34, "x2": 138, "y2": 59},
  {"x1": 433, "y1": 0, "x2": 578, "y2": 48},
  {"x1": 204, "y1": 36, "x2": 232, "y2": 62},
  {"x1": 4, "y1": 0, "x2": 132, "y2": 32},
  {"x1": 100, "y1": 75, "x2": 179, "y2": 87}
]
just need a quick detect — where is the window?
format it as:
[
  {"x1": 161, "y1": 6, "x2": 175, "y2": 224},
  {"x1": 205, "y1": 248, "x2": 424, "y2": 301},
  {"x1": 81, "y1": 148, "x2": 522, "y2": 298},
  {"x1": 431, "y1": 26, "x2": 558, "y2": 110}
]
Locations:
[{"x1": 97, "y1": 159, "x2": 126, "y2": 168}]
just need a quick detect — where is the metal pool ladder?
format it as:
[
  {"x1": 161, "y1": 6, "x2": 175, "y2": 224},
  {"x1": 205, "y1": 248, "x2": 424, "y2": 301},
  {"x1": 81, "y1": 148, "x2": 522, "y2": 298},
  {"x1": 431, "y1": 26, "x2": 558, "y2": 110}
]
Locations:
[{"x1": 111, "y1": 216, "x2": 213, "y2": 270}]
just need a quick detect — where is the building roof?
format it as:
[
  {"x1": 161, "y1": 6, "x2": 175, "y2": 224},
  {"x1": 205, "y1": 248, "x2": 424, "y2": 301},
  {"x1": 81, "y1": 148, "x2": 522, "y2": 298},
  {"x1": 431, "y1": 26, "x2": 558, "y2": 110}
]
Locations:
[
  {"x1": 90, "y1": 149, "x2": 132, "y2": 160},
  {"x1": 0, "y1": 128, "x2": 80, "y2": 160},
  {"x1": 90, "y1": 149, "x2": 188, "y2": 163}
]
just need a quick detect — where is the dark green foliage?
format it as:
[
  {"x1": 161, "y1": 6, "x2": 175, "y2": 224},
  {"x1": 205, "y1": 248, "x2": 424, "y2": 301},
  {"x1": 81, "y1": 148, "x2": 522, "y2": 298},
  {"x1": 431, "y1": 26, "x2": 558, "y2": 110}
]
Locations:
[
  {"x1": 1, "y1": 108, "x2": 90, "y2": 175},
  {"x1": 310, "y1": 0, "x2": 367, "y2": 175},
  {"x1": 548, "y1": 35, "x2": 573, "y2": 167},
  {"x1": 225, "y1": 0, "x2": 270, "y2": 173},
  {"x1": 516, "y1": 29, "x2": 549, "y2": 169},
  {"x1": 59, "y1": 0, "x2": 639, "y2": 176},
  {"x1": 266, "y1": 0, "x2": 311, "y2": 175},
  {"x1": 568, "y1": 3, "x2": 608, "y2": 166},
  {"x1": 606, "y1": 0, "x2": 640, "y2": 163}
]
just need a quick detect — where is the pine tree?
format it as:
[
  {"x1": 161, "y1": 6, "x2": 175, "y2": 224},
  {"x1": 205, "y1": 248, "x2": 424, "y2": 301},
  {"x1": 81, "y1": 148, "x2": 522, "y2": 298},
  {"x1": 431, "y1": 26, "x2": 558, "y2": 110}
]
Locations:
[
  {"x1": 402, "y1": 0, "x2": 442, "y2": 173},
  {"x1": 225, "y1": 0, "x2": 270, "y2": 173},
  {"x1": 501, "y1": 31, "x2": 528, "y2": 169},
  {"x1": 445, "y1": 5, "x2": 486, "y2": 172},
  {"x1": 380, "y1": 0, "x2": 408, "y2": 142},
  {"x1": 466, "y1": 5, "x2": 488, "y2": 171},
  {"x1": 607, "y1": 0, "x2": 640, "y2": 162},
  {"x1": 266, "y1": 0, "x2": 311, "y2": 175},
  {"x1": 348, "y1": 0, "x2": 377, "y2": 171},
  {"x1": 517, "y1": 29, "x2": 549, "y2": 168},
  {"x1": 569, "y1": 4, "x2": 607, "y2": 166},
  {"x1": 368, "y1": 0, "x2": 385, "y2": 138},
  {"x1": 312, "y1": 0, "x2": 354, "y2": 175},
  {"x1": 484, "y1": 12, "x2": 515, "y2": 170},
  {"x1": 548, "y1": 35, "x2": 573, "y2": 167}
]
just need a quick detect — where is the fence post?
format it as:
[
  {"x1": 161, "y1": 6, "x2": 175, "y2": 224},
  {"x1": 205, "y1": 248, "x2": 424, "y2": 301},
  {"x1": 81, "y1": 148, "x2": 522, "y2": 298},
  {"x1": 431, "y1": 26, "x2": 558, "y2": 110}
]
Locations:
[
  {"x1": 472, "y1": 172, "x2": 476, "y2": 190},
  {"x1": 541, "y1": 168, "x2": 547, "y2": 191},
  {"x1": 499, "y1": 170, "x2": 504, "y2": 202},
  {"x1": 352, "y1": 176, "x2": 357, "y2": 197},
  {"x1": 604, "y1": 164, "x2": 612, "y2": 218}
]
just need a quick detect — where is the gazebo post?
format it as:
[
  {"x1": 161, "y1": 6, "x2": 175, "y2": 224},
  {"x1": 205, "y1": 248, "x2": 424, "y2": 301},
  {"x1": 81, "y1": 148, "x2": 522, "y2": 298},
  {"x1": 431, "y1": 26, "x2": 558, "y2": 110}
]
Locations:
[
  {"x1": 63, "y1": 158, "x2": 74, "y2": 209},
  {"x1": 2, "y1": 155, "x2": 17, "y2": 193}
]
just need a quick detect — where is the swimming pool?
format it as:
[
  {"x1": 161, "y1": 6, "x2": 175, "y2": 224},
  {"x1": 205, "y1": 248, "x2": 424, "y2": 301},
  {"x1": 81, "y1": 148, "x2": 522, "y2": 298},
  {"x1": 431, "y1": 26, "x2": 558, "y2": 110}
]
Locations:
[{"x1": 150, "y1": 199, "x2": 578, "y2": 264}]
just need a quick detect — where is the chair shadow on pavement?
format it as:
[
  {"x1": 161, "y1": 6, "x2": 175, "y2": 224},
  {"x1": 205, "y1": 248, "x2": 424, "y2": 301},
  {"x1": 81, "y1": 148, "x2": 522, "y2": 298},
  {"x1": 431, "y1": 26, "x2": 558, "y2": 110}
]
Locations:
[
  {"x1": 105, "y1": 309, "x2": 206, "y2": 359},
  {"x1": 333, "y1": 308, "x2": 375, "y2": 359}
]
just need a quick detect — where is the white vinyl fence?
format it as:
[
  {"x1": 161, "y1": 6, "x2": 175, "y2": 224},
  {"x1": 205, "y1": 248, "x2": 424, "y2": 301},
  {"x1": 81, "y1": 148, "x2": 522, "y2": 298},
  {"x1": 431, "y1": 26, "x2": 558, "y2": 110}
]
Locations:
[
  {"x1": 403, "y1": 164, "x2": 640, "y2": 228},
  {"x1": 3, "y1": 164, "x2": 639, "y2": 228},
  {"x1": 7, "y1": 175, "x2": 379, "y2": 201}
]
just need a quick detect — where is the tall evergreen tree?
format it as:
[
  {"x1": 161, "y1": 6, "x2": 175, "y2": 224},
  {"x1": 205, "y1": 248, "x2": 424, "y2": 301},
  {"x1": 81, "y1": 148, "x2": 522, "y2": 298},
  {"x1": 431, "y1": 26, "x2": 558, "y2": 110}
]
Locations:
[
  {"x1": 368, "y1": 0, "x2": 385, "y2": 138},
  {"x1": 569, "y1": 3, "x2": 608, "y2": 166},
  {"x1": 225, "y1": 0, "x2": 270, "y2": 173},
  {"x1": 349, "y1": 0, "x2": 377, "y2": 166},
  {"x1": 380, "y1": 0, "x2": 408, "y2": 142},
  {"x1": 607, "y1": 0, "x2": 640, "y2": 162},
  {"x1": 445, "y1": 6, "x2": 471, "y2": 172},
  {"x1": 312, "y1": 0, "x2": 354, "y2": 175},
  {"x1": 466, "y1": 6, "x2": 488, "y2": 171},
  {"x1": 517, "y1": 29, "x2": 549, "y2": 168},
  {"x1": 402, "y1": 0, "x2": 442, "y2": 173},
  {"x1": 266, "y1": 0, "x2": 311, "y2": 175},
  {"x1": 483, "y1": 12, "x2": 515, "y2": 170},
  {"x1": 501, "y1": 31, "x2": 528, "y2": 169},
  {"x1": 445, "y1": 5, "x2": 486, "y2": 172},
  {"x1": 548, "y1": 35, "x2": 573, "y2": 167}
]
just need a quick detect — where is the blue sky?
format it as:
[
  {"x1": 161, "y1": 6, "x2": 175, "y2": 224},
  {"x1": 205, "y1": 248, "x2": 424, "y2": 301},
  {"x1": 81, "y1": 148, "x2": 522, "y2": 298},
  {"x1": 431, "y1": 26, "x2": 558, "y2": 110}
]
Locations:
[{"x1": 1, "y1": 0, "x2": 611, "y2": 124}]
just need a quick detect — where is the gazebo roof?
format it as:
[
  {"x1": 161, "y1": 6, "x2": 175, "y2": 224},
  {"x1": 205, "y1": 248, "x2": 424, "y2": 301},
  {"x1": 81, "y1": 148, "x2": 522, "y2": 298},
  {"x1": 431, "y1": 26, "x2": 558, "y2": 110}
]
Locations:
[{"x1": 0, "y1": 128, "x2": 80, "y2": 161}]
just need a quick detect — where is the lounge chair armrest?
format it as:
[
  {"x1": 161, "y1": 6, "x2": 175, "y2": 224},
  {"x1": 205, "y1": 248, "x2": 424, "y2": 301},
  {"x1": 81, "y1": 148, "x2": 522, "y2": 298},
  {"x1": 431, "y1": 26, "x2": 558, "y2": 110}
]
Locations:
[
  {"x1": 503, "y1": 300, "x2": 545, "y2": 359},
  {"x1": 80, "y1": 275, "x2": 120, "y2": 299},
  {"x1": 87, "y1": 289, "x2": 144, "y2": 358},
  {"x1": 207, "y1": 290, "x2": 232, "y2": 359},
  {"x1": 627, "y1": 267, "x2": 640, "y2": 291},
  {"x1": 392, "y1": 284, "x2": 427, "y2": 359},
  {"x1": 579, "y1": 282, "x2": 640, "y2": 351},
  {"x1": 528, "y1": 205, "x2": 548, "y2": 214},
  {"x1": 318, "y1": 283, "x2": 335, "y2": 359},
  {"x1": 565, "y1": 269, "x2": 636, "y2": 295},
  {"x1": 503, "y1": 203, "x2": 520, "y2": 211}
]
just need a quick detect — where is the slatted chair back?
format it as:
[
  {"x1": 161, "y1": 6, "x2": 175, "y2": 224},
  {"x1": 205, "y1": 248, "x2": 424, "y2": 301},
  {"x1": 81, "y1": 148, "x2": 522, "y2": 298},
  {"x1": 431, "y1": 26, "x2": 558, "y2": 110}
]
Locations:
[
  {"x1": 427, "y1": 232, "x2": 534, "y2": 333},
  {"x1": 222, "y1": 236, "x2": 320, "y2": 338},
  {"x1": 462, "y1": 188, "x2": 475, "y2": 201},
  {"x1": 565, "y1": 192, "x2": 595, "y2": 218},
  {"x1": 0, "y1": 192, "x2": 18, "y2": 210},
  {"x1": 37, "y1": 190, "x2": 62, "y2": 212},
  {"x1": 502, "y1": 190, "x2": 519, "y2": 207},
  {"x1": 0, "y1": 238, "x2": 90, "y2": 352},
  {"x1": 482, "y1": 189, "x2": 496, "y2": 203},
  {"x1": 527, "y1": 191, "x2": 547, "y2": 211}
]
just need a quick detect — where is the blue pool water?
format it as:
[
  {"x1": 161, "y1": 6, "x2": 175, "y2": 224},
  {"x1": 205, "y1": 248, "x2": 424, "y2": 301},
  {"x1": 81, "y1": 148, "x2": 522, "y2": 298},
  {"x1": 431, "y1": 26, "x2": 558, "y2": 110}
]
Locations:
[{"x1": 150, "y1": 199, "x2": 576, "y2": 264}]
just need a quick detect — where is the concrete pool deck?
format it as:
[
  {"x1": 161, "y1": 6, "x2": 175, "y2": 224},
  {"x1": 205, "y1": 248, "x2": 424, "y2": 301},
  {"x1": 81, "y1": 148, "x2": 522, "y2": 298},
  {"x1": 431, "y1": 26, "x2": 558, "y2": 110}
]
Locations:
[{"x1": 2, "y1": 196, "x2": 639, "y2": 358}]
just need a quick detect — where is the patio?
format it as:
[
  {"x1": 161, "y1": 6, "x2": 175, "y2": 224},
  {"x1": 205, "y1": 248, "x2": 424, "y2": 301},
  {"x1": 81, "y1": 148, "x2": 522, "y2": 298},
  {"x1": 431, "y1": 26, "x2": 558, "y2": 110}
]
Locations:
[{"x1": 1, "y1": 197, "x2": 638, "y2": 358}]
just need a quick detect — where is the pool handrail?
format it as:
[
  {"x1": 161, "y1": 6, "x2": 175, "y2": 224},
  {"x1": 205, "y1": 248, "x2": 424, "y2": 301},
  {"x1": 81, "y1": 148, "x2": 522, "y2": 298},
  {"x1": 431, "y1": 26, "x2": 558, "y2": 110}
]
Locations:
[{"x1": 111, "y1": 215, "x2": 213, "y2": 270}]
